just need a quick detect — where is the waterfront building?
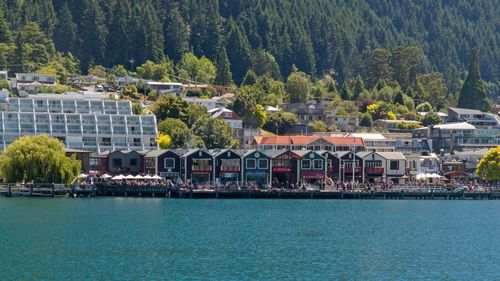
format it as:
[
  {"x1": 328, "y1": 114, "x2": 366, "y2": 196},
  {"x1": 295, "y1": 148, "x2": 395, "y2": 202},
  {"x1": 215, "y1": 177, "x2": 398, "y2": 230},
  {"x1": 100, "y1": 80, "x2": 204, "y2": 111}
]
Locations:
[
  {"x1": 375, "y1": 152, "x2": 407, "y2": 183},
  {"x1": 321, "y1": 151, "x2": 340, "y2": 181},
  {"x1": 242, "y1": 150, "x2": 271, "y2": 188},
  {"x1": 336, "y1": 151, "x2": 364, "y2": 182},
  {"x1": 405, "y1": 152, "x2": 440, "y2": 176},
  {"x1": 182, "y1": 149, "x2": 214, "y2": 185},
  {"x1": 252, "y1": 135, "x2": 364, "y2": 152},
  {"x1": 0, "y1": 92, "x2": 158, "y2": 153},
  {"x1": 89, "y1": 151, "x2": 109, "y2": 175},
  {"x1": 374, "y1": 119, "x2": 422, "y2": 131},
  {"x1": 107, "y1": 150, "x2": 145, "y2": 174},
  {"x1": 268, "y1": 150, "x2": 302, "y2": 186},
  {"x1": 295, "y1": 150, "x2": 327, "y2": 185},
  {"x1": 143, "y1": 149, "x2": 181, "y2": 180},
  {"x1": 212, "y1": 149, "x2": 242, "y2": 185}
]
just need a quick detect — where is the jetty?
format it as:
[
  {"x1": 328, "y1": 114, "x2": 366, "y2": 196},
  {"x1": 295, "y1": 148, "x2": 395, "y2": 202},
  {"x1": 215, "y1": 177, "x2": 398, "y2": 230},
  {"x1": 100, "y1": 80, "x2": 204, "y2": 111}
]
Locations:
[
  {"x1": 0, "y1": 184, "x2": 69, "y2": 197},
  {"x1": 95, "y1": 185, "x2": 499, "y2": 200}
]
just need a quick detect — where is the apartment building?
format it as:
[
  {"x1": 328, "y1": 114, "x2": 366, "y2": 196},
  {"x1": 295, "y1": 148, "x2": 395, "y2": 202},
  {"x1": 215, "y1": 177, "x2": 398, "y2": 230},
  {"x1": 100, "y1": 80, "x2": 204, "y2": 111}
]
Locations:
[{"x1": 0, "y1": 92, "x2": 158, "y2": 153}]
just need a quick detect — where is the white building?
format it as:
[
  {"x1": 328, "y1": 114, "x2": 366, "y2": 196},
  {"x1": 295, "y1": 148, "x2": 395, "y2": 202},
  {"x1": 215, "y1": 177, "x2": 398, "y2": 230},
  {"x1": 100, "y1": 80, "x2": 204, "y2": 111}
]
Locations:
[
  {"x1": 0, "y1": 92, "x2": 158, "y2": 153},
  {"x1": 15, "y1": 73, "x2": 56, "y2": 93},
  {"x1": 147, "y1": 82, "x2": 183, "y2": 97},
  {"x1": 349, "y1": 133, "x2": 395, "y2": 152}
]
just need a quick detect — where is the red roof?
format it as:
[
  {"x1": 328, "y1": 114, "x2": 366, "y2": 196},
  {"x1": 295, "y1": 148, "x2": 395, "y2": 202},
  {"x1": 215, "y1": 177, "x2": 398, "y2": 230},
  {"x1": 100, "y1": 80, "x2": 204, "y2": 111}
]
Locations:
[{"x1": 253, "y1": 135, "x2": 364, "y2": 146}]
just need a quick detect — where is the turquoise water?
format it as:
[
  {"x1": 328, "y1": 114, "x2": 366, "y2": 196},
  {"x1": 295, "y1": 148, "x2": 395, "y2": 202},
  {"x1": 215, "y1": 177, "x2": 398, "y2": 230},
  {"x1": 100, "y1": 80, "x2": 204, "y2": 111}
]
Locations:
[{"x1": 0, "y1": 198, "x2": 499, "y2": 280}]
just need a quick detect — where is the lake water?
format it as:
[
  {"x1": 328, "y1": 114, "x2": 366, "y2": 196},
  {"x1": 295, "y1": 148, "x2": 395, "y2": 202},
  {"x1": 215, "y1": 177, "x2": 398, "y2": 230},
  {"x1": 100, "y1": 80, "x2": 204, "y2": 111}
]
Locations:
[{"x1": 0, "y1": 198, "x2": 499, "y2": 280}]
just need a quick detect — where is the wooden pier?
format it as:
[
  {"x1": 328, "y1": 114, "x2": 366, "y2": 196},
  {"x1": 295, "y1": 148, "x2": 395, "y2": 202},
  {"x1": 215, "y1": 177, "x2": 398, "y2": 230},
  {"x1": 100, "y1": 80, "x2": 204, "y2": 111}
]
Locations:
[
  {"x1": 0, "y1": 184, "x2": 69, "y2": 197},
  {"x1": 95, "y1": 185, "x2": 500, "y2": 200}
]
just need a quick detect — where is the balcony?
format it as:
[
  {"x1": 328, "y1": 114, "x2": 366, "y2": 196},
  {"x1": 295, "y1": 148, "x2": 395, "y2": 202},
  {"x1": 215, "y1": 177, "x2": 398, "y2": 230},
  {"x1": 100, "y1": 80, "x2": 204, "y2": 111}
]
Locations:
[
  {"x1": 344, "y1": 167, "x2": 362, "y2": 174},
  {"x1": 220, "y1": 166, "x2": 240, "y2": 172},
  {"x1": 192, "y1": 165, "x2": 212, "y2": 172},
  {"x1": 365, "y1": 167, "x2": 384, "y2": 174}
]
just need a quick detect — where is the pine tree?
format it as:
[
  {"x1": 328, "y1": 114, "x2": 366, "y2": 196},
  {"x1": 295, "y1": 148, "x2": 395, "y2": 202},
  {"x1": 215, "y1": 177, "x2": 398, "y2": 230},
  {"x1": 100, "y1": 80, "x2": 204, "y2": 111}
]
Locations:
[
  {"x1": 164, "y1": 5, "x2": 189, "y2": 62},
  {"x1": 394, "y1": 91, "x2": 404, "y2": 105},
  {"x1": 242, "y1": 69, "x2": 257, "y2": 86},
  {"x1": 458, "y1": 48, "x2": 490, "y2": 112},
  {"x1": 353, "y1": 75, "x2": 366, "y2": 100},
  {"x1": 340, "y1": 82, "x2": 353, "y2": 100},
  {"x1": 225, "y1": 19, "x2": 251, "y2": 85},
  {"x1": 214, "y1": 47, "x2": 233, "y2": 86},
  {"x1": 53, "y1": 2, "x2": 76, "y2": 54},
  {"x1": 79, "y1": 0, "x2": 107, "y2": 71},
  {"x1": 0, "y1": 9, "x2": 11, "y2": 43},
  {"x1": 106, "y1": 0, "x2": 132, "y2": 66}
]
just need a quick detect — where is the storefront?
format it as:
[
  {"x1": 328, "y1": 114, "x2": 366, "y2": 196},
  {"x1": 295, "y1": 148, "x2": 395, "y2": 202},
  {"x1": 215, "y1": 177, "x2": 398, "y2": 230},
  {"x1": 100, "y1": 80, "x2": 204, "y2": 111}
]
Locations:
[
  {"x1": 243, "y1": 150, "x2": 270, "y2": 188},
  {"x1": 182, "y1": 149, "x2": 214, "y2": 186},
  {"x1": 296, "y1": 150, "x2": 326, "y2": 185},
  {"x1": 268, "y1": 150, "x2": 301, "y2": 187},
  {"x1": 213, "y1": 149, "x2": 242, "y2": 186}
]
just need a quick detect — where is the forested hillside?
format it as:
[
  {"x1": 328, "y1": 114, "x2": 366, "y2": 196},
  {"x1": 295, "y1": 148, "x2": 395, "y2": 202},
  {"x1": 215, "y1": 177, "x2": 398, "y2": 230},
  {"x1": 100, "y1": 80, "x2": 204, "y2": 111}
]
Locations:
[{"x1": 0, "y1": 0, "x2": 498, "y2": 87}]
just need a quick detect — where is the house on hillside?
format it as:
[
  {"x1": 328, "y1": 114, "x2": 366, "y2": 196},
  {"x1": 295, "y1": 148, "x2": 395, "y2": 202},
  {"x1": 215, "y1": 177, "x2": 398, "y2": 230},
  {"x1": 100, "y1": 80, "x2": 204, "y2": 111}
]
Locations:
[{"x1": 15, "y1": 73, "x2": 56, "y2": 94}]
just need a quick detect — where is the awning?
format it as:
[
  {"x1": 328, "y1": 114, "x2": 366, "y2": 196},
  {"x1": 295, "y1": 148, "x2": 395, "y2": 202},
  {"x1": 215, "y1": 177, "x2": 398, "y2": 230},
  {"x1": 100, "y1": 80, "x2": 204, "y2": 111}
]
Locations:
[{"x1": 301, "y1": 171, "x2": 325, "y2": 179}]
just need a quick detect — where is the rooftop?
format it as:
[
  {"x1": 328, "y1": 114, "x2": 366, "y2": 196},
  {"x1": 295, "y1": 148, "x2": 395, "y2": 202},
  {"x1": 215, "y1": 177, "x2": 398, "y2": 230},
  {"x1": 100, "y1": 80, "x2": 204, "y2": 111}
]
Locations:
[
  {"x1": 376, "y1": 151, "x2": 406, "y2": 160},
  {"x1": 433, "y1": 122, "x2": 476, "y2": 130},
  {"x1": 448, "y1": 107, "x2": 483, "y2": 115}
]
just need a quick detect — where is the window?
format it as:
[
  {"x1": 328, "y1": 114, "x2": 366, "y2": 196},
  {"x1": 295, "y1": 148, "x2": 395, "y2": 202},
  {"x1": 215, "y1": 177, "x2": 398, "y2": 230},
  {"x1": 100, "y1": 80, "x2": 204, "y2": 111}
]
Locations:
[
  {"x1": 90, "y1": 158, "x2": 100, "y2": 166},
  {"x1": 258, "y1": 159, "x2": 268, "y2": 169},
  {"x1": 129, "y1": 159, "x2": 138, "y2": 166},
  {"x1": 313, "y1": 159, "x2": 323, "y2": 169},
  {"x1": 390, "y1": 160, "x2": 399, "y2": 170},
  {"x1": 246, "y1": 159, "x2": 256, "y2": 169},
  {"x1": 302, "y1": 160, "x2": 311, "y2": 169},
  {"x1": 164, "y1": 158, "x2": 175, "y2": 169},
  {"x1": 112, "y1": 159, "x2": 122, "y2": 168}
]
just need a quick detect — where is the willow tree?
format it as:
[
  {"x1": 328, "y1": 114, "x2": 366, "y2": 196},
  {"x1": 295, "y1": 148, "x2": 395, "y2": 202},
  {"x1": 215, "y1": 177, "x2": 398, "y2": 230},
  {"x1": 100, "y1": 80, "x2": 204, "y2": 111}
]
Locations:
[{"x1": 0, "y1": 135, "x2": 80, "y2": 184}]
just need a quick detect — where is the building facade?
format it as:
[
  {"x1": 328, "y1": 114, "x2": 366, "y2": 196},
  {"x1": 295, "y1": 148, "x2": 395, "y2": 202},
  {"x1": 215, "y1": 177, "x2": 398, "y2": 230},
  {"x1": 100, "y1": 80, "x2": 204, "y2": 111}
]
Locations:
[{"x1": 0, "y1": 93, "x2": 158, "y2": 153}]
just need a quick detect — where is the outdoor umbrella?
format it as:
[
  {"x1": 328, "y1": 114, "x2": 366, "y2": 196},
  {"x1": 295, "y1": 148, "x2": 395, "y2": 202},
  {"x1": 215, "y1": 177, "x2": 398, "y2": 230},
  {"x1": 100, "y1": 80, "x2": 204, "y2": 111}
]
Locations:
[
  {"x1": 78, "y1": 173, "x2": 88, "y2": 179},
  {"x1": 125, "y1": 175, "x2": 135, "y2": 180},
  {"x1": 152, "y1": 175, "x2": 162, "y2": 180},
  {"x1": 111, "y1": 175, "x2": 123, "y2": 180},
  {"x1": 143, "y1": 175, "x2": 153, "y2": 180},
  {"x1": 134, "y1": 175, "x2": 144, "y2": 179},
  {"x1": 101, "y1": 174, "x2": 112, "y2": 179}
]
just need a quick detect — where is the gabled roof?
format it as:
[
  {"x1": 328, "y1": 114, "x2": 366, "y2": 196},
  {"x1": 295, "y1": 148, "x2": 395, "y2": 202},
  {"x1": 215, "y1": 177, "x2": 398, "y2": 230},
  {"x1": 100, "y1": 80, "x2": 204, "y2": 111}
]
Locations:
[
  {"x1": 265, "y1": 149, "x2": 302, "y2": 159},
  {"x1": 322, "y1": 136, "x2": 364, "y2": 146},
  {"x1": 292, "y1": 150, "x2": 314, "y2": 157},
  {"x1": 376, "y1": 152, "x2": 406, "y2": 160},
  {"x1": 242, "y1": 149, "x2": 269, "y2": 158},
  {"x1": 210, "y1": 149, "x2": 242, "y2": 158},
  {"x1": 145, "y1": 149, "x2": 180, "y2": 158},
  {"x1": 356, "y1": 151, "x2": 374, "y2": 158},
  {"x1": 64, "y1": 148, "x2": 91, "y2": 154},
  {"x1": 181, "y1": 148, "x2": 211, "y2": 158},
  {"x1": 253, "y1": 135, "x2": 363, "y2": 146}
]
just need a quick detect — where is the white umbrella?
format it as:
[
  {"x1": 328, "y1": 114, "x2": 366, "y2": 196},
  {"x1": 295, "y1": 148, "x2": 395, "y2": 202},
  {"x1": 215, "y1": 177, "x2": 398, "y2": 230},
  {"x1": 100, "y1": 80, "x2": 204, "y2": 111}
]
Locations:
[
  {"x1": 431, "y1": 173, "x2": 442, "y2": 178},
  {"x1": 78, "y1": 173, "x2": 88, "y2": 179},
  {"x1": 112, "y1": 175, "x2": 124, "y2": 180},
  {"x1": 101, "y1": 174, "x2": 112, "y2": 179},
  {"x1": 134, "y1": 175, "x2": 144, "y2": 179},
  {"x1": 125, "y1": 174, "x2": 135, "y2": 179},
  {"x1": 152, "y1": 175, "x2": 162, "y2": 180},
  {"x1": 143, "y1": 175, "x2": 153, "y2": 180},
  {"x1": 416, "y1": 173, "x2": 426, "y2": 180}
]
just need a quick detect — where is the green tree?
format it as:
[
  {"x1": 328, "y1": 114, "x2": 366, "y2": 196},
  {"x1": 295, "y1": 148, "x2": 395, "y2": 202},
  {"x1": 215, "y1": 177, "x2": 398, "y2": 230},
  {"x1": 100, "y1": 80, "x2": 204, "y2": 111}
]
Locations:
[
  {"x1": 340, "y1": 82, "x2": 352, "y2": 100},
  {"x1": 225, "y1": 19, "x2": 251, "y2": 84},
  {"x1": 352, "y1": 75, "x2": 367, "y2": 100},
  {"x1": 164, "y1": 5, "x2": 189, "y2": 62},
  {"x1": 458, "y1": 48, "x2": 490, "y2": 111},
  {"x1": 53, "y1": 2, "x2": 76, "y2": 54},
  {"x1": 242, "y1": 69, "x2": 257, "y2": 86},
  {"x1": 0, "y1": 135, "x2": 80, "y2": 184},
  {"x1": 416, "y1": 102, "x2": 433, "y2": 112},
  {"x1": 263, "y1": 112, "x2": 299, "y2": 135},
  {"x1": 14, "y1": 22, "x2": 55, "y2": 72},
  {"x1": 132, "y1": 102, "x2": 143, "y2": 115},
  {"x1": 151, "y1": 95, "x2": 189, "y2": 122},
  {"x1": 78, "y1": 0, "x2": 107, "y2": 71},
  {"x1": 476, "y1": 146, "x2": 500, "y2": 181},
  {"x1": 422, "y1": 111, "x2": 443, "y2": 126},
  {"x1": 394, "y1": 90, "x2": 404, "y2": 105},
  {"x1": 136, "y1": 59, "x2": 174, "y2": 81},
  {"x1": 308, "y1": 120, "x2": 328, "y2": 132},
  {"x1": 359, "y1": 113, "x2": 373, "y2": 127},
  {"x1": 157, "y1": 118, "x2": 190, "y2": 148},
  {"x1": 214, "y1": 47, "x2": 233, "y2": 86},
  {"x1": 176, "y1": 52, "x2": 216, "y2": 83},
  {"x1": 250, "y1": 49, "x2": 281, "y2": 79},
  {"x1": 286, "y1": 69, "x2": 311, "y2": 103},
  {"x1": 192, "y1": 116, "x2": 239, "y2": 149},
  {"x1": 368, "y1": 48, "x2": 390, "y2": 87},
  {"x1": 0, "y1": 8, "x2": 12, "y2": 43}
]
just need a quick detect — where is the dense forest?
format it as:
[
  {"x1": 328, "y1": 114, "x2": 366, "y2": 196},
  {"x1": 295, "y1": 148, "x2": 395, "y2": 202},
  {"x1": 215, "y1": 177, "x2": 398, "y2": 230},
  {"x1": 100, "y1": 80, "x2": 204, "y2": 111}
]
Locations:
[{"x1": 0, "y1": 0, "x2": 498, "y2": 87}]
